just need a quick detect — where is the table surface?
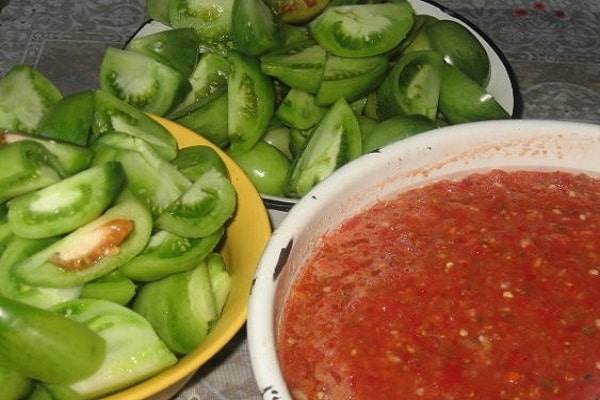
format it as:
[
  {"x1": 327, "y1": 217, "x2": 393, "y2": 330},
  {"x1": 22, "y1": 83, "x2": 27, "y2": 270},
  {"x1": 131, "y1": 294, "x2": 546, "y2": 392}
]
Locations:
[{"x1": 1, "y1": 0, "x2": 599, "y2": 399}]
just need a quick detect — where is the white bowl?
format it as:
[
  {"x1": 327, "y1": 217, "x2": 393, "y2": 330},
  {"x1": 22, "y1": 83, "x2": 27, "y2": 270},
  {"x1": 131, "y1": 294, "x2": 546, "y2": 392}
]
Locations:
[
  {"x1": 247, "y1": 119, "x2": 600, "y2": 400},
  {"x1": 262, "y1": 0, "x2": 521, "y2": 227}
]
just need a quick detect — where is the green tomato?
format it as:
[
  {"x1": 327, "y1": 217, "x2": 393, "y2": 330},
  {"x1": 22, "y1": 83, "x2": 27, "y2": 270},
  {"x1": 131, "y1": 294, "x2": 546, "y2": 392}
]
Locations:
[
  {"x1": 230, "y1": 141, "x2": 291, "y2": 196},
  {"x1": 274, "y1": 0, "x2": 331, "y2": 24},
  {"x1": 309, "y1": 2, "x2": 414, "y2": 57},
  {"x1": 362, "y1": 115, "x2": 437, "y2": 153}
]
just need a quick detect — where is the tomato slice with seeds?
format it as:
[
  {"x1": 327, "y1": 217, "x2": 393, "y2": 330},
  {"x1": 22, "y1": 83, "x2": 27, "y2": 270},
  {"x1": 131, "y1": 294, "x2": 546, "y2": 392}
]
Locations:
[{"x1": 309, "y1": 2, "x2": 415, "y2": 57}]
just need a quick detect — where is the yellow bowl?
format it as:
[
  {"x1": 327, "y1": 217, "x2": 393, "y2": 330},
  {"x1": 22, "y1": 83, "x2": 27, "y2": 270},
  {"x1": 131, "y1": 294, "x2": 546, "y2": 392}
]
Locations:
[{"x1": 101, "y1": 116, "x2": 271, "y2": 399}]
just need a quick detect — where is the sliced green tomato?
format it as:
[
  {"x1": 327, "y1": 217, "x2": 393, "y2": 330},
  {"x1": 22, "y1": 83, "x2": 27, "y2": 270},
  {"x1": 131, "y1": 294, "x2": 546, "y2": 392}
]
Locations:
[
  {"x1": 2, "y1": 131, "x2": 93, "y2": 176},
  {"x1": 262, "y1": 123, "x2": 293, "y2": 160},
  {"x1": 133, "y1": 262, "x2": 218, "y2": 354},
  {"x1": 80, "y1": 275, "x2": 136, "y2": 306},
  {"x1": 168, "y1": 0, "x2": 235, "y2": 53},
  {"x1": 289, "y1": 126, "x2": 314, "y2": 158},
  {"x1": 8, "y1": 162, "x2": 125, "y2": 239},
  {"x1": 376, "y1": 49, "x2": 444, "y2": 120},
  {"x1": 127, "y1": 28, "x2": 200, "y2": 78},
  {"x1": 392, "y1": 13, "x2": 438, "y2": 56},
  {"x1": 0, "y1": 364, "x2": 34, "y2": 400},
  {"x1": 227, "y1": 51, "x2": 275, "y2": 154},
  {"x1": 0, "y1": 140, "x2": 63, "y2": 204},
  {"x1": 155, "y1": 167, "x2": 236, "y2": 238},
  {"x1": 362, "y1": 114, "x2": 437, "y2": 153},
  {"x1": 260, "y1": 41, "x2": 326, "y2": 93},
  {"x1": 36, "y1": 89, "x2": 95, "y2": 146},
  {"x1": 119, "y1": 227, "x2": 224, "y2": 282},
  {"x1": 315, "y1": 54, "x2": 388, "y2": 105},
  {"x1": 92, "y1": 131, "x2": 191, "y2": 217},
  {"x1": 286, "y1": 97, "x2": 361, "y2": 197},
  {"x1": 309, "y1": 2, "x2": 414, "y2": 57},
  {"x1": 276, "y1": 0, "x2": 330, "y2": 24},
  {"x1": 232, "y1": 0, "x2": 281, "y2": 56},
  {"x1": 12, "y1": 194, "x2": 153, "y2": 288},
  {"x1": 171, "y1": 145, "x2": 229, "y2": 181},
  {"x1": 0, "y1": 65, "x2": 62, "y2": 134},
  {"x1": 146, "y1": 0, "x2": 170, "y2": 23},
  {"x1": 0, "y1": 296, "x2": 106, "y2": 385},
  {"x1": 0, "y1": 236, "x2": 82, "y2": 309},
  {"x1": 173, "y1": 89, "x2": 230, "y2": 148},
  {"x1": 168, "y1": 52, "x2": 229, "y2": 117},
  {"x1": 50, "y1": 299, "x2": 177, "y2": 398},
  {"x1": 206, "y1": 253, "x2": 232, "y2": 313},
  {"x1": 99, "y1": 47, "x2": 191, "y2": 116},
  {"x1": 93, "y1": 89, "x2": 178, "y2": 161},
  {"x1": 276, "y1": 88, "x2": 327, "y2": 130},
  {"x1": 439, "y1": 63, "x2": 510, "y2": 124},
  {"x1": 426, "y1": 19, "x2": 490, "y2": 87},
  {"x1": 229, "y1": 141, "x2": 291, "y2": 196}
]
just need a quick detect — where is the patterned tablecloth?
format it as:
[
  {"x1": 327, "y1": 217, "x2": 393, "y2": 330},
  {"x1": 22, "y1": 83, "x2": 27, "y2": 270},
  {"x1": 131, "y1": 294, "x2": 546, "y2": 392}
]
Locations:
[{"x1": 1, "y1": 1, "x2": 599, "y2": 399}]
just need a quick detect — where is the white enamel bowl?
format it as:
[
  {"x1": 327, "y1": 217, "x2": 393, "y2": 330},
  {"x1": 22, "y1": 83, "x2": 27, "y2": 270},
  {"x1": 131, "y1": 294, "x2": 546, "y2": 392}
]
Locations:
[{"x1": 247, "y1": 119, "x2": 600, "y2": 400}]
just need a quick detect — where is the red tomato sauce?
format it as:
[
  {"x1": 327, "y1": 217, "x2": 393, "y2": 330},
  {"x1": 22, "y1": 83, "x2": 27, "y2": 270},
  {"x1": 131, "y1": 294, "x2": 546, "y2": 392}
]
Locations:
[{"x1": 277, "y1": 170, "x2": 600, "y2": 400}]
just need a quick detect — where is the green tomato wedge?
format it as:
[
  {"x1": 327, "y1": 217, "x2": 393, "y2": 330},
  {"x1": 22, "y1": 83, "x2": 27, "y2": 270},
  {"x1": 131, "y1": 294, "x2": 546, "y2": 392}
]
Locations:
[
  {"x1": 168, "y1": 52, "x2": 229, "y2": 117},
  {"x1": 362, "y1": 114, "x2": 437, "y2": 153},
  {"x1": 315, "y1": 54, "x2": 389, "y2": 105},
  {"x1": 50, "y1": 299, "x2": 177, "y2": 398},
  {"x1": 309, "y1": 2, "x2": 414, "y2": 58},
  {"x1": 276, "y1": 88, "x2": 327, "y2": 130},
  {"x1": 286, "y1": 97, "x2": 361, "y2": 197},
  {"x1": 8, "y1": 162, "x2": 125, "y2": 239},
  {"x1": 232, "y1": 0, "x2": 281, "y2": 56},
  {"x1": 92, "y1": 131, "x2": 192, "y2": 217},
  {"x1": 0, "y1": 364, "x2": 34, "y2": 400},
  {"x1": 227, "y1": 51, "x2": 275, "y2": 154},
  {"x1": 93, "y1": 89, "x2": 178, "y2": 161},
  {"x1": 79, "y1": 274, "x2": 136, "y2": 306},
  {"x1": 133, "y1": 261, "x2": 220, "y2": 355},
  {"x1": 12, "y1": 193, "x2": 153, "y2": 288},
  {"x1": 377, "y1": 49, "x2": 444, "y2": 120},
  {"x1": 37, "y1": 89, "x2": 95, "y2": 146},
  {"x1": 260, "y1": 41, "x2": 326, "y2": 93},
  {"x1": 275, "y1": 0, "x2": 331, "y2": 24},
  {"x1": 0, "y1": 236, "x2": 82, "y2": 309},
  {"x1": 439, "y1": 63, "x2": 509, "y2": 124},
  {"x1": 206, "y1": 253, "x2": 232, "y2": 313},
  {"x1": 262, "y1": 123, "x2": 293, "y2": 160},
  {"x1": 99, "y1": 47, "x2": 191, "y2": 116},
  {"x1": 0, "y1": 64, "x2": 62, "y2": 134},
  {"x1": 1, "y1": 131, "x2": 93, "y2": 177},
  {"x1": 426, "y1": 19, "x2": 490, "y2": 87},
  {"x1": 168, "y1": 0, "x2": 235, "y2": 53},
  {"x1": 155, "y1": 167, "x2": 236, "y2": 238},
  {"x1": 0, "y1": 296, "x2": 106, "y2": 385},
  {"x1": 119, "y1": 227, "x2": 224, "y2": 282},
  {"x1": 127, "y1": 28, "x2": 200, "y2": 78},
  {"x1": 146, "y1": 0, "x2": 170, "y2": 24},
  {"x1": 230, "y1": 141, "x2": 291, "y2": 196},
  {"x1": 171, "y1": 145, "x2": 229, "y2": 181},
  {"x1": 0, "y1": 140, "x2": 63, "y2": 204}
]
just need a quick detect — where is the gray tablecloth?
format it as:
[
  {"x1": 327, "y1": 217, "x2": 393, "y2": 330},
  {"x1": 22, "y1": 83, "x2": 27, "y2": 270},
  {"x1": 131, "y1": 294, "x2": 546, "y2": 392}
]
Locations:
[{"x1": 1, "y1": 1, "x2": 599, "y2": 399}]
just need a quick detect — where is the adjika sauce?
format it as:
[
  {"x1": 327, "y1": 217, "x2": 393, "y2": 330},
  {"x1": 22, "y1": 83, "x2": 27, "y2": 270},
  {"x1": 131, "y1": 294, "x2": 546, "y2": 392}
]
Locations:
[{"x1": 278, "y1": 170, "x2": 600, "y2": 400}]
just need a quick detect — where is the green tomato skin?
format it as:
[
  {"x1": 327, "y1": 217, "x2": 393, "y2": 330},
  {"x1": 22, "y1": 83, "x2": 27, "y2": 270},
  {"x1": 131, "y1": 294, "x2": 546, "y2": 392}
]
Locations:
[
  {"x1": 362, "y1": 114, "x2": 437, "y2": 153},
  {"x1": 309, "y1": 2, "x2": 415, "y2": 58},
  {"x1": 0, "y1": 364, "x2": 34, "y2": 400},
  {"x1": 230, "y1": 141, "x2": 291, "y2": 196},
  {"x1": 0, "y1": 296, "x2": 106, "y2": 385},
  {"x1": 36, "y1": 89, "x2": 96, "y2": 146},
  {"x1": 133, "y1": 262, "x2": 219, "y2": 355},
  {"x1": 439, "y1": 63, "x2": 509, "y2": 124},
  {"x1": 426, "y1": 19, "x2": 490, "y2": 87},
  {"x1": 232, "y1": 0, "x2": 281, "y2": 56},
  {"x1": 171, "y1": 145, "x2": 230, "y2": 181}
]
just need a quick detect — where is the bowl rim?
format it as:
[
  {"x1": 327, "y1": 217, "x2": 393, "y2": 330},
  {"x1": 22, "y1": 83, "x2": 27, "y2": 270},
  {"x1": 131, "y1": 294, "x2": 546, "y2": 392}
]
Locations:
[{"x1": 248, "y1": 119, "x2": 600, "y2": 400}]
